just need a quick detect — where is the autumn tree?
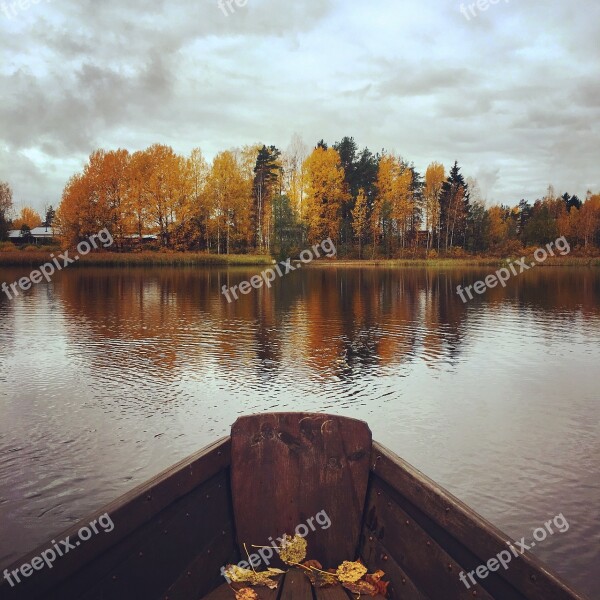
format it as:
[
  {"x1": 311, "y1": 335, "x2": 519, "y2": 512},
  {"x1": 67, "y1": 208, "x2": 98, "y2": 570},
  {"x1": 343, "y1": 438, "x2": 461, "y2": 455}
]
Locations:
[
  {"x1": 186, "y1": 148, "x2": 210, "y2": 250},
  {"x1": 302, "y1": 146, "x2": 348, "y2": 244},
  {"x1": 144, "y1": 144, "x2": 182, "y2": 247},
  {"x1": 125, "y1": 150, "x2": 152, "y2": 241},
  {"x1": 374, "y1": 154, "x2": 415, "y2": 254},
  {"x1": 0, "y1": 181, "x2": 13, "y2": 240},
  {"x1": 486, "y1": 205, "x2": 509, "y2": 247},
  {"x1": 282, "y1": 133, "x2": 308, "y2": 224},
  {"x1": 13, "y1": 206, "x2": 42, "y2": 230},
  {"x1": 424, "y1": 162, "x2": 444, "y2": 251},
  {"x1": 351, "y1": 188, "x2": 368, "y2": 258},
  {"x1": 205, "y1": 151, "x2": 252, "y2": 254},
  {"x1": 576, "y1": 193, "x2": 600, "y2": 247}
]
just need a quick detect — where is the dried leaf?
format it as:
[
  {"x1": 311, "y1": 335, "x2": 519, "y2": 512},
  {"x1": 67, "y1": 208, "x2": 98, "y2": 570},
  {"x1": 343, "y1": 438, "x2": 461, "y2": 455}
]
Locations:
[
  {"x1": 374, "y1": 579, "x2": 389, "y2": 596},
  {"x1": 365, "y1": 570, "x2": 385, "y2": 583},
  {"x1": 225, "y1": 565, "x2": 255, "y2": 583},
  {"x1": 336, "y1": 561, "x2": 367, "y2": 584},
  {"x1": 279, "y1": 534, "x2": 307, "y2": 565},
  {"x1": 248, "y1": 572, "x2": 280, "y2": 590},
  {"x1": 223, "y1": 565, "x2": 281, "y2": 589},
  {"x1": 303, "y1": 566, "x2": 338, "y2": 588},
  {"x1": 342, "y1": 580, "x2": 378, "y2": 596},
  {"x1": 365, "y1": 571, "x2": 389, "y2": 596},
  {"x1": 235, "y1": 588, "x2": 259, "y2": 600}
]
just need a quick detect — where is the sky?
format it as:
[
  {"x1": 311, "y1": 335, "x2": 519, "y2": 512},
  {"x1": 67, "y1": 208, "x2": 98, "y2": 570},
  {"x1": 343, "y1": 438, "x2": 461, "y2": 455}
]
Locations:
[{"x1": 0, "y1": 0, "x2": 598, "y2": 214}]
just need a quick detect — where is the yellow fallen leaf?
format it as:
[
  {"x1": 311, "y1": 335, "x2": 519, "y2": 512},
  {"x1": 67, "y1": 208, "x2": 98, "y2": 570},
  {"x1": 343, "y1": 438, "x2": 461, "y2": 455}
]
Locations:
[
  {"x1": 223, "y1": 565, "x2": 281, "y2": 589},
  {"x1": 342, "y1": 579, "x2": 378, "y2": 596},
  {"x1": 225, "y1": 565, "x2": 255, "y2": 583},
  {"x1": 336, "y1": 561, "x2": 367, "y2": 583},
  {"x1": 235, "y1": 588, "x2": 259, "y2": 600},
  {"x1": 279, "y1": 534, "x2": 307, "y2": 565}
]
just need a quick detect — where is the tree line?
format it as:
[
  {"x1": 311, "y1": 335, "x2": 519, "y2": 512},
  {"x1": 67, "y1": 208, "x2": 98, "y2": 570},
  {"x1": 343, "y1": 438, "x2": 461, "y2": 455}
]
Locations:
[{"x1": 1, "y1": 135, "x2": 599, "y2": 256}]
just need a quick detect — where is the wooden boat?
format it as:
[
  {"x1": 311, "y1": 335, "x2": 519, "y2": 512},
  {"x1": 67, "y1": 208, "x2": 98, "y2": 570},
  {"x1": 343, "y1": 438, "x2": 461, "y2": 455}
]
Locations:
[{"x1": 0, "y1": 413, "x2": 587, "y2": 600}]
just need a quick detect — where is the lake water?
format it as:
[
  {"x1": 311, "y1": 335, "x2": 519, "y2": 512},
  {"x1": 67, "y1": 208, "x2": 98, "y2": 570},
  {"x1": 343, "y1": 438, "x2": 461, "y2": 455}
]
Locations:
[{"x1": 0, "y1": 265, "x2": 598, "y2": 597}]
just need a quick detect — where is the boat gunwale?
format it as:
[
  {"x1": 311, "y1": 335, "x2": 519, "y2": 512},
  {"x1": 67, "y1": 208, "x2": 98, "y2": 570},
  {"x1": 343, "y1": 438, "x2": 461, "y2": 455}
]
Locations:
[
  {"x1": 369, "y1": 441, "x2": 588, "y2": 600},
  {"x1": 0, "y1": 436, "x2": 231, "y2": 599},
  {"x1": 0, "y1": 427, "x2": 589, "y2": 600}
]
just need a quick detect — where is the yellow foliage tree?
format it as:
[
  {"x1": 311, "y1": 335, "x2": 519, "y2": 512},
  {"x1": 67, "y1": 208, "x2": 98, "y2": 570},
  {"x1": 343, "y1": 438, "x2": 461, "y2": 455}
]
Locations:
[
  {"x1": 487, "y1": 205, "x2": 508, "y2": 246},
  {"x1": 351, "y1": 188, "x2": 368, "y2": 258},
  {"x1": 205, "y1": 151, "x2": 252, "y2": 254},
  {"x1": 424, "y1": 162, "x2": 445, "y2": 250},
  {"x1": 375, "y1": 154, "x2": 415, "y2": 253},
  {"x1": 13, "y1": 206, "x2": 42, "y2": 230},
  {"x1": 577, "y1": 193, "x2": 600, "y2": 247},
  {"x1": 302, "y1": 147, "x2": 348, "y2": 244}
]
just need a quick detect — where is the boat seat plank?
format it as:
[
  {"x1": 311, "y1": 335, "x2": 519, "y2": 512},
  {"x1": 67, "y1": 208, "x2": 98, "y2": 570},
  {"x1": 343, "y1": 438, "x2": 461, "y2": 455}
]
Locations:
[
  {"x1": 314, "y1": 584, "x2": 352, "y2": 600},
  {"x1": 200, "y1": 569, "x2": 308, "y2": 600},
  {"x1": 201, "y1": 580, "x2": 280, "y2": 600},
  {"x1": 279, "y1": 569, "x2": 313, "y2": 600},
  {"x1": 199, "y1": 570, "x2": 389, "y2": 600},
  {"x1": 231, "y1": 413, "x2": 372, "y2": 569}
]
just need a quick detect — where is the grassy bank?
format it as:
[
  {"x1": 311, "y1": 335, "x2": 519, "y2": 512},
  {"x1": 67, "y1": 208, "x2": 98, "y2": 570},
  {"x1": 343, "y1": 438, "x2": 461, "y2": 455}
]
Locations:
[
  {"x1": 307, "y1": 257, "x2": 600, "y2": 268},
  {"x1": 0, "y1": 250, "x2": 273, "y2": 267},
  {"x1": 1, "y1": 250, "x2": 599, "y2": 269}
]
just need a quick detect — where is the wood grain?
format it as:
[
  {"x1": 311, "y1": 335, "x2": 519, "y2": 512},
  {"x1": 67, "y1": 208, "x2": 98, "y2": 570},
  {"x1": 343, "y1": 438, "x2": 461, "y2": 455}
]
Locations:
[{"x1": 231, "y1": 413, "x2": 372, "y2": 569}]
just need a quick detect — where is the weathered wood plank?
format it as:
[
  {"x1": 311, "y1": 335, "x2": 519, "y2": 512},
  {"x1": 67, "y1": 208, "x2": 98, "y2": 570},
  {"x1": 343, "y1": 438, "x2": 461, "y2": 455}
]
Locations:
[
  {"x1": 201, "y1": 583, "x2": 235, "y2": 600},
  {"x1": 365, "y1": 479, "x2": 495, "y2": 600},
  {"x1": 70, "y1": 473, "x2": 234, "y2": 600},
  {"x1": 0, "y1": 438, "x2": 231, "y2": 600},
  {"x1": 279, "y1": 569, "x2": 313, "y2": 600},
  {"x1": 314, "y1": 584, "x2": 350, "y2": 600},
  {"x1": 231, "y1": 413, "x2": 372, "y2": 569},
  {"x1": 201, "y1": 575, "x2": 282, "y2": 600},
  {"x1": 360, "y1": 529, "x2": 429, "y2": 600},
  {"x1": 370, "y1": 443, "x2": 587, "y2": 600},
  {"x1": 163, "y1": 522, "x2": 240, "y2": 600}
]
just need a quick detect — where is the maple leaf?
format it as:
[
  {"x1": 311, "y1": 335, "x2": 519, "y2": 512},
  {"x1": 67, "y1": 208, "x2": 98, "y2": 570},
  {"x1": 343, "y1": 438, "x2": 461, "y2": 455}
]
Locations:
[
  {"x1": 235, "y1": 588, "x2": 259, "y2": 600},
  {"x1": 336, "y1": 561, "x2": 367, "y2": 584},
  {"x1": 279, "y1": 534, "x2": 307, "y2": 565}
]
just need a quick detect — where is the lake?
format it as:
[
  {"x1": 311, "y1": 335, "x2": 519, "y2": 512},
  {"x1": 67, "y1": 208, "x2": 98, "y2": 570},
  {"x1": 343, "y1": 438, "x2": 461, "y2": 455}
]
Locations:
[{"x1": 0, "y1": 265, "x2": 598, "y2": 597}]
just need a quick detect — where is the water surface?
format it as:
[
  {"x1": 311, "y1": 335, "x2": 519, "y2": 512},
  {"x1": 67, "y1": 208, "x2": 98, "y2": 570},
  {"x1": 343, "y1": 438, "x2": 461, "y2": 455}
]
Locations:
[{"x1": 0, "y1": 265, "x2": 598, "y2": 596}]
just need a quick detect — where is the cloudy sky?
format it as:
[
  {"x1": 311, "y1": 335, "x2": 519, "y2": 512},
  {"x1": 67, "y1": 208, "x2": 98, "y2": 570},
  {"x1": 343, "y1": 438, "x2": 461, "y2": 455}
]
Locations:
[{"x1": 0, "y1": 0, "x2": 598, "y2": 213}]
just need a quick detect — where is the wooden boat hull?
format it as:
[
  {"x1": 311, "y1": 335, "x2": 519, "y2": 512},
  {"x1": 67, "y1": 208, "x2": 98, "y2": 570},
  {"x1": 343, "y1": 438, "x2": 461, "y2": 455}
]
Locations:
[{"x1": 0, "y1": 414, "x2": 587, "y2": 600}]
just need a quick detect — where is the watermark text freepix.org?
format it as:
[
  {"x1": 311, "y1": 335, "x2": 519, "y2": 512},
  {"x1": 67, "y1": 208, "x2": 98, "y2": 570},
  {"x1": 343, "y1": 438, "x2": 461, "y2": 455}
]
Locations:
[
  {"x1": 221, "y1": 237, "x2": 336, "y2": 303},
  {"x1": 456, "y1": 236, "x2": 570, "y2": 303},
  {"x1": 3, "y1": 512, "x2": 115, "y2": 588},
  {"x1": 1, "y1": 228, "x2": 114, "y2": 301},
  {"x1": 459, "y1": 513, "x2": 569, "y2": 589},
  {"x1": 460, "y1": 0, "x2": 510, "y2": 21},
  {"x1": 219, "y1": 509, "x2": 332, "y2": 581},
  {"x1": 218, "y1": 0, "x2": 247, "y2": 17},
  {"x1": 1, "y1": 0, "x2": 51, "y2": 20}
]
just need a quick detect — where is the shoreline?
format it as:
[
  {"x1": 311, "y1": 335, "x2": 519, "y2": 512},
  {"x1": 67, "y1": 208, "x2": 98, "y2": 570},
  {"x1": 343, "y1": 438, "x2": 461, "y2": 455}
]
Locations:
[{"x1": 1, "y1": 251, "x2": 599, "y2": 268}]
